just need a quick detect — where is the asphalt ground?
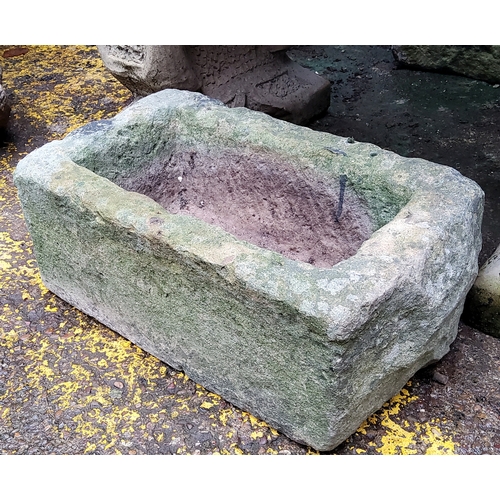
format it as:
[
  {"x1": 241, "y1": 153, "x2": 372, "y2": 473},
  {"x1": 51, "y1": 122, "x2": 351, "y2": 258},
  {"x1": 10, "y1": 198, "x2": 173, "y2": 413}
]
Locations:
[{"x1": 0, "y1": 45, "x2": 499, "y2": 455}]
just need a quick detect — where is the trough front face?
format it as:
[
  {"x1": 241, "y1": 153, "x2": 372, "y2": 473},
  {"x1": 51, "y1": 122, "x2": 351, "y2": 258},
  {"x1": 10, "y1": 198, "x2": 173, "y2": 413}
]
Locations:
[{"x1": 14, "y1": 90, "x2": 484, "y2": 451}]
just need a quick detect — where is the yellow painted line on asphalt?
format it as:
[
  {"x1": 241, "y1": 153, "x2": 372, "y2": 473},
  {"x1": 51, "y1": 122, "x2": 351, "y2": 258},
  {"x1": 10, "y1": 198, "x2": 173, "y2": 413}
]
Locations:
[{"x1": 355, "y1": 384, "x2": 457, "y2": 455}]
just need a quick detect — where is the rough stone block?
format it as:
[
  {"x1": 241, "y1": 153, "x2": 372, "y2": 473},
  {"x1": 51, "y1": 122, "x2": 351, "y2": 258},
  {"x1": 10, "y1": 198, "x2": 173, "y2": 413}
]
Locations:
[
  {"x1": 392, "y1": 45, "x2": 500, "y2": 84},
  {"x1": 464, "y1": 244, "x2": 500, "y2": 337},
  {"x1": 14, "y1": 90, "x2": 484, "y2": 450}
]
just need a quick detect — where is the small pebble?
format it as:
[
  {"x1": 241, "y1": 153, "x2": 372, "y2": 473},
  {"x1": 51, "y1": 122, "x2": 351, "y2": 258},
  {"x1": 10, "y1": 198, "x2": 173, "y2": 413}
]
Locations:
[
  {"x1": 114, "y1": 381, "x2": 124, "y2": 389},
  {"x1": 432, "y1": 371, "x2": 449, "y2": 385},
  {"x1": 370, "y1": 152, "x2": 378, "y2": 157}
]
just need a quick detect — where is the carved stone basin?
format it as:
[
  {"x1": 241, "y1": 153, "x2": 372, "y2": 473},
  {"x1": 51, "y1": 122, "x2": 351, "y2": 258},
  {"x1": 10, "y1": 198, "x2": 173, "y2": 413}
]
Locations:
[{"x1": 14, "y1": 90, "x2": 484, "y2": 450}]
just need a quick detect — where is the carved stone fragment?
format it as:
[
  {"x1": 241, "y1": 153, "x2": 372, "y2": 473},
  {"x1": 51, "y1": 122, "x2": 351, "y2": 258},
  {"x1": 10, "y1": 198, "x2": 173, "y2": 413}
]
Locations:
[{"x1": 98, "y1": 45, "x2": 331, "y2": 124}]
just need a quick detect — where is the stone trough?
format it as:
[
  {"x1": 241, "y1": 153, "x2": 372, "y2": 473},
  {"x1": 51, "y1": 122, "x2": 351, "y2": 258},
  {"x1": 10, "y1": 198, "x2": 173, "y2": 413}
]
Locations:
[{"x1": 14, "y1": 90, "x2": 484, "y2": 451}]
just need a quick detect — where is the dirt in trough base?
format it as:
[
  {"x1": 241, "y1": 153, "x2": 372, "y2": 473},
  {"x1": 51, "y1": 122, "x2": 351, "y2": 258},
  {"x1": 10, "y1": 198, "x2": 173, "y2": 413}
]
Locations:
[{"x1": 121, "y1": 150, "x2": 374, "y2": 268}]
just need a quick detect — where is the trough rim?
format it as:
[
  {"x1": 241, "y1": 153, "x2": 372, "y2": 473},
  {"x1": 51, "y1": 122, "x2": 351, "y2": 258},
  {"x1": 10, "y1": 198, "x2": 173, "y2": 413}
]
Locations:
[{"x1": 14, "y1": 89, "x2": 484, "y2": 345}]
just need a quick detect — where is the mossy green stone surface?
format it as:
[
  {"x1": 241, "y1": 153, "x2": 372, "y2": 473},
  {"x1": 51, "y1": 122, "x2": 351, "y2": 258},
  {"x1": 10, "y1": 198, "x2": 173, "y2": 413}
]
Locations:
[{"x1": 14, "y1": 90, "x2": 484, "y2": 450}]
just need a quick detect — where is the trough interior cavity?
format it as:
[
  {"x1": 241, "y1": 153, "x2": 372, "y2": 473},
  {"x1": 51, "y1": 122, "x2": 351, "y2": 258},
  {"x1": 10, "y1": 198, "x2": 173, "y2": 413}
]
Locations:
[{"x1": 114, "y1": 150, "x2": 375, "y2": 268}]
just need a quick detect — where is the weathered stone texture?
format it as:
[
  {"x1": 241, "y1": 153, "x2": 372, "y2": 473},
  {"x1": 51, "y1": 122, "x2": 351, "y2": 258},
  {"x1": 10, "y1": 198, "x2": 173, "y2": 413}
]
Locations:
[
  {"x1": 392, "y1": 45, "x2": 500, "y2": 84},
  {"x1": 14, "y1": 90, "x2": 484, "y2": 450},
  {"x1": 97, "y1": 45, "x2": 331, "y2": 124},
  {"x1": 464, "y1": 244, "x2": 500, "y2": 337}
]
